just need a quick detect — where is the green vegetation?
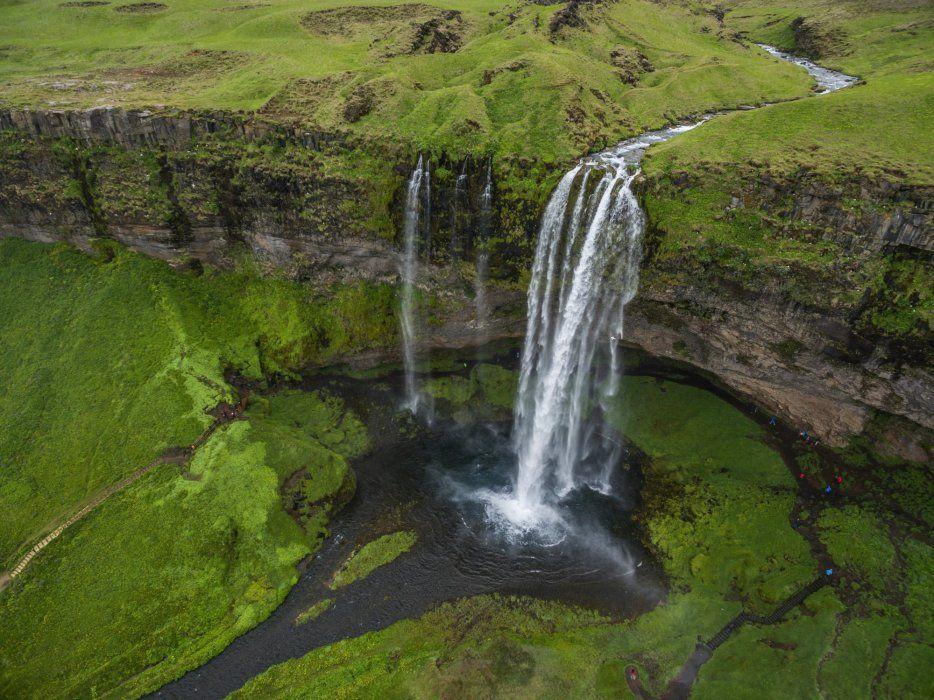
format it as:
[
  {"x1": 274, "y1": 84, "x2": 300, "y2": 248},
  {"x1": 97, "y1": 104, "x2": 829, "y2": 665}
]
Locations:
[
  {"x1": 331, "y1": 530, "x2": 417, "y2": 589},
  {"x1": 0, "y1": 238, "x2": 393, "y2": 565},
  {"x1": 609, "y1": 376, "x2": 814, "y2": 610},
  {"x1": 647, "y1": 0, "x2": 933, "y2": 184},
  {"x1": 232, "y1": 595, "x2": 612, "y2": 699},
  {"x1": 0, "y1": 238, "x2": 384, "y2": 696},
  {"x1": 295, "y1": 598, "x2": 334, "y2": 626},
  {"x1": 876, "y1": 641, "x2": 934, "y2": 699},
  {"x1": 819, "y1": 611, "x2": 903, "y2": 699},
  {"x1": 423, "y1": 362, "x2": 517, "y2": 421},
  {"x1": 818, "y1": 505, "x2": 894, "y2": 591},
  {"x1": 0, "y1": 0, "x2": 812, "y2": 165},
  {"x1": 0, "y1": 389, "x2": 368, "y2": 698}
]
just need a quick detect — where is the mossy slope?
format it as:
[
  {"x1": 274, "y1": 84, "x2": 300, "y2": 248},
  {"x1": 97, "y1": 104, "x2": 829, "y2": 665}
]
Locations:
[
  {"x1": 0, "y1": 390, "x2": 367, "y2": 698},
  {"x1": 0, "y1": 238, "x2": 383, "y2": 697},
  {"x1": 0, "y1": 238, "x2": 393, "y2": 564}
]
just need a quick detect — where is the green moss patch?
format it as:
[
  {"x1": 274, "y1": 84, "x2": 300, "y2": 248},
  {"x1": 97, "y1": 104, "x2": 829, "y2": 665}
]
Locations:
[
  {"x1": 422, "y1": 363, "x2": 517, "y2": 422},
  {"x1": 295, "y1": 598, "x2": 334, "y2": 626},
  {"x1": 0, "y1": 238, "x2": 379, "y2": 696},
  {"x1": 0, "y1": 238, "x2": 390, "y2": 565},
  {"x1": 0, "y1": 387, "x2": 364, "y2": 697},
  {"x1": 330, "y1": 530, "x2": 417, "y2": 590},
  {"x1": 818, "y1": 506, "x2": 894, "y2": 591}
]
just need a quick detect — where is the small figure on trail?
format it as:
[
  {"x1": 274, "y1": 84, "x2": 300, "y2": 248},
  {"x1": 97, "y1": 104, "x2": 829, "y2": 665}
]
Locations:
[
  {"x1": 769, "y1": 416, "x2": 777, "y2": 427},
  {"x1": 799, "y1": 472, "x2": 805, "y2": 479},
  {"x1": 825, "y1": 568, "x2": 834, "y2": 576},
  {"x1": 835, "y1": 475, "x2": 843, "y2": 484},
  {"x1": 825, "y1": 485, "x2": 832, "y2": 494}
]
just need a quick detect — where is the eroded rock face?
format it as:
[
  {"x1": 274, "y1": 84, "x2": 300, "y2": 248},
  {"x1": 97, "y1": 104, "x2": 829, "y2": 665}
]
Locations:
[
  {"x1": 0, "y1": 107, "x2": 347, "y2": 150},
  {"x1": 791, "y1": 16, "x2": 847, "y2": 60},
  {"x1": 610, "y1": 47, "x2": 653, "y2": 85},
  {"x1": 632, "y1": 171, "x2": 933, "y2": 459},
  {"x1": 548, "y1": 0, "x2": 605, "y2": 35},
  {"x1": 300, "y1": 4, "x2": 465, "y2": 58},
  {"x1": 627, "y1": 286, "x2": 932, "y2": 451},
  {"x1": 0, "y1": 107, "x2": 929, "y2": 458},
  {"x1": 729, "y1": 172, "x2": 933, "y2": 255}
]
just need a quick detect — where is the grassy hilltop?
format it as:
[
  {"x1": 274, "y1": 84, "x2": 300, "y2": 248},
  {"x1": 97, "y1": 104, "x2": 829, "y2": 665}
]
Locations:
[
  {"x1": 640, "y1": 0, "x2": 932, "y2": 361},
  {"x1": 0, "y1": 0, "x2": 814, "y2": 163}
]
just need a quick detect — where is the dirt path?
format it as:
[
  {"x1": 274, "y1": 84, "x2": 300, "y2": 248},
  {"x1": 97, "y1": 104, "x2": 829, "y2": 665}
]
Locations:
[{"x1": 1, "y1": 396, "x2": 247, "y2": 591}]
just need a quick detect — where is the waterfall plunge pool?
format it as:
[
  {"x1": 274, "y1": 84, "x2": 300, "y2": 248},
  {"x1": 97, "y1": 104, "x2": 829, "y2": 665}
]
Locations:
[{"x1": 154, "y1": 346, "x2": 809, "y2": 700}]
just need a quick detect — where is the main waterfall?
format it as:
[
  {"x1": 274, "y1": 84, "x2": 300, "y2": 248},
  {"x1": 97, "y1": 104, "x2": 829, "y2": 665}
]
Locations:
[{"x1": 499, "y1": 123, "x2": 702, "y2": 530}]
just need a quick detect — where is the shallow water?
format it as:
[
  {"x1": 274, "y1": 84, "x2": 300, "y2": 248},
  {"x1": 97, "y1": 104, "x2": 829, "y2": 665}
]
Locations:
[{"x1": 758, "y1": 44, "x2": 858, "y2": 93}]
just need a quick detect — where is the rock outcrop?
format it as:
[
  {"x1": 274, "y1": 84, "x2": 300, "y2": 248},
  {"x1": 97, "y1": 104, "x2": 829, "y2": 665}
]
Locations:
[
  {"x1": 633, "y1": 170, "x2": 933, "y2": 459},
  {"x1": 0, "y1": 106, "x2": 347, "y2": 150}
]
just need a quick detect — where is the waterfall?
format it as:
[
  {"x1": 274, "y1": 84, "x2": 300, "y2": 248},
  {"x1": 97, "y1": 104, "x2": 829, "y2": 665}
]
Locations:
[
  {"x1": 502, "y1": 123, "x2": 703, "y2": 528},
  {"x1": 400, "y1": 155, "x2": 430, "y2": 413},
  {"x1": 474, "y1": 158, "x2": 493, "y2": 336},
  {"x1": 450, "y1": 162, "x2": 468, "y2": 262}
]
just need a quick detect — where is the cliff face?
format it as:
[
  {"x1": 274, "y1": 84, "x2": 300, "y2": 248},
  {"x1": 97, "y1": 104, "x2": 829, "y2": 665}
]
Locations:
[
  {"x1": 0, "y1": 108, "x2": 544, "y2": 276},
  {"x1": 633, "y1": 169, "x2": 933, "y2": 459},
  {"x1": 0, "y1": 107, "x2": 930, "y2": 458},
  {"x1": 0, "y1": 107, "x2": 396, "y2": 280},
  {"x1": 0, "y1": 106, "x2": 530, "y2": 351}
]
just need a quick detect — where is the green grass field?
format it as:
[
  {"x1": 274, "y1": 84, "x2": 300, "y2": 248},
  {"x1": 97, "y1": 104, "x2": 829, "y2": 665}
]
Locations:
[
  {"x1": 0, "y1": 238, "x2": 391, "y2": 696},
  {"x1": 0, "y1": 388, "x2": 368, "y2": 698},
  {"x1": 0, "y1": 238, "x2": 394, "y2": 566},
  {"x1": 646, "y1": 0, "x2": 934, "y2": 183},
  {"x1": 0, "y1": 0, "x2": 813, "y2": 163}
]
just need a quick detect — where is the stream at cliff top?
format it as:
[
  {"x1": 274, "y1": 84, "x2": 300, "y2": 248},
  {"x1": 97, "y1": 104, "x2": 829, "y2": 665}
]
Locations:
[{"x1": 154, "y1": 45, "x2": 858, "y2": 699}]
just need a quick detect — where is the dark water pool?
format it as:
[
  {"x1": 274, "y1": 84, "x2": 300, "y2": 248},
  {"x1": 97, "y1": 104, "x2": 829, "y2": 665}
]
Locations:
[{"x1": 153, "y1": 362, "x2": 665, "y2": 699}]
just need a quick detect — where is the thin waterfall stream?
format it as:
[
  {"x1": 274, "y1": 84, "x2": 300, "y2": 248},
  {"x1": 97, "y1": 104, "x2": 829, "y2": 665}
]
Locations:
[
  {"x1": 400, "y1": 155, "x2": 430, "y2": 414},
  {"x1": 474, "y1": 158, "x2": 493, "y2": 339}
]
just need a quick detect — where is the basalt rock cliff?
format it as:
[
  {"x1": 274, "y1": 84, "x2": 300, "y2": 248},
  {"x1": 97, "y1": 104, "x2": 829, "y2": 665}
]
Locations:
[
  {"x1": 0, "y1": 106, "x2": 930, "y2": 460},
  {"x1": 634, "y1": 169, "x2": 932, "y2": 460}
]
